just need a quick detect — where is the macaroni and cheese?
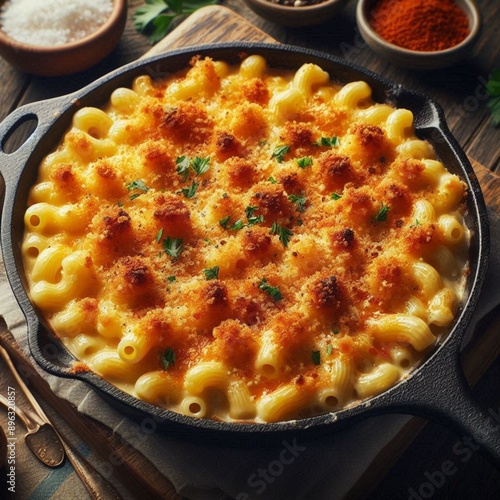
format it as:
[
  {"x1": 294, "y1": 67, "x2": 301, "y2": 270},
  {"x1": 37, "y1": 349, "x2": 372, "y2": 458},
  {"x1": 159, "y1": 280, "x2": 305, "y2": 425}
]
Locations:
[{"x1": 22, "y1": 55, "x2": 469, "y2": 422}]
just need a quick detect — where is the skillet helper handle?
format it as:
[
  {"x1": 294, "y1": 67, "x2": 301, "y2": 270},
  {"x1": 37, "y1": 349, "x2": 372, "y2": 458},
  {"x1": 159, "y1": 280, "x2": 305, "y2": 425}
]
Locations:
[{"x1": 0, "y1": 97, "x2": 67, "y2": 180}]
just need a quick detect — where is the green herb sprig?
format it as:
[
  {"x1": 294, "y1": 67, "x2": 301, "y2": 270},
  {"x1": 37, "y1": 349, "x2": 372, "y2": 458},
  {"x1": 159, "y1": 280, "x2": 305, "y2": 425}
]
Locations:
[
  {"x1": 258, "y1": 278, "x2": 283, "y2": 302},
  {"x1": 176, "y1": 155, "x2": 211, "y2": 181},
  {"x1": 126, "y1": 180, "x2": 150, "y2": 200},
  {"x1": 203, "y1": 266, "x2": 219, "y2": 280},
  {"x1": 486, "y1": 69, "x2": 500, "y2": 127},
  {"x1": 159, "y1": 347, "x2": 176, "y2": 370},
  {"x1": 311, "y1": 350, "x2": 321, "y2": 365},
  {"x1": 134, "y1": 0, "x2": 218, "y2": 44},
  {"x1": 163, "y1": 236, "x2": 184, "y2": 260},
  {"x1": 297, "y1": 156, "x2": 313, "y2": 169},
  {"x1": 313, "y1": 136, "x2": 340, "y2": 148},
  {"x1": 219, "y1": 206, "x2": 264, "y2": 231},
  {"x1": 374, "y1": 203, "x2": 390, "y2": 222},
  {"x1": 288, "y1": 193, "x2": 307, "y2": 213},
  {"x1": 270, "y1": 222, "x2": 293, "y2": 247},
  {"x1": 272, "y1": 145, "x2": 290, "y2": 163}
]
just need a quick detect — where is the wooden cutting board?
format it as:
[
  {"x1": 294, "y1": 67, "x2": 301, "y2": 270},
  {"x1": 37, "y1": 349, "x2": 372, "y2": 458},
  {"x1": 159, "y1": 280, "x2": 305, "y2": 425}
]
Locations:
[{"x1": 1, "y1": 5, "x2": 499, "y2": 500}]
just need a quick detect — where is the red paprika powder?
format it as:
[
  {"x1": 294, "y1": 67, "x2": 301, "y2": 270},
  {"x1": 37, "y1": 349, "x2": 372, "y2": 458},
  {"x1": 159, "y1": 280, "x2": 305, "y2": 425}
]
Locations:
[{"x1": 369, "y1": 0, "x2": 470, "y2": 52}]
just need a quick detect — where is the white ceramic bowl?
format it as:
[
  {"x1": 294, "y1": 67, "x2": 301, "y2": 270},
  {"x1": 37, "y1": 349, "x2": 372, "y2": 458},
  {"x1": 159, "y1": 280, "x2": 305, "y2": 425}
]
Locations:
[{"x1": 356, "y1": 0, "x2": 481, "y2": 70}]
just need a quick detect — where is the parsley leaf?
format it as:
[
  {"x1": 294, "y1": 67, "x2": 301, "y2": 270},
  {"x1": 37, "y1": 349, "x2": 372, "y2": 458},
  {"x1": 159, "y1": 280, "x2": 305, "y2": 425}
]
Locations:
[
  {"x1": 176, "y1": 156, "x2": 191, "y2": 182},
  {"x1": 230, "y1": 219, "x2": 245, "y2": 231},
  {"x1": 126, "y1": 180, "x2": 150, "y2": 199},
  {"x1": 272, "y1": 145, "x2": 290, "y2": 163},
  {"x1": 374, "y1": 203, "x2": 390, "y2": 222},
  {"x1": 176, "y1": 155, "x2": 210, "y2": 181},
  {"x1": 159, "y1": 346, "x2": 176, "y2": 370},
  {"x1": 331, "y1": 192, "x2": 342, "y2": 200},
  {"x1": 312, "y1": 350, "x2": 321, "y2": 365},
  {"x1": 314, "y1": 136, "x2": 340, "y2": 147},
  {"x1": 245, "y1": 205, "x2": 264, "y2": 226},
  {"x1": 220, "y1": 208, "x2": 263, "y2": 231},
  {"x1": 203, "y1": 266, "x2": 219, "y2": 280},
  {"x1": 297, "y1": 156, "x2": 313, "y2": 169},
  {"x1": 258, "y1": 278, "x2": 283, "y2": 302},
  {"x1": 270, "y1": 222, "x2": 293, "y2": 247},
  {"x1": 155, "y1": 228, "x2": 164, "y2": 243},
  {"x1": 191, "y1": 156, "x2": 210, "y2": 176},
  {"x1": 326, "y1": 344, "x2": 333, "y2": 355},
  {"x1": 181, "y1": 180, "x2": 198, "y2": 198},
  {"x1": 163, "y1": 236, "x2": 184, "y2": 260},
  {"x1": 288, "y1": 193, "x2": 307, "y2": 213},
  {"x1": 268, "y1": 176, "x2": 278, "y2": 184},
  {"x1": 219, "y1": 216, "x2": 231, "y2": 229},
  {"x1": 486, "y1": 69, "x2": 500, "y2": 127},
  {"x1": 134, "y1": 0, "x2": 218, "y2": 44}
]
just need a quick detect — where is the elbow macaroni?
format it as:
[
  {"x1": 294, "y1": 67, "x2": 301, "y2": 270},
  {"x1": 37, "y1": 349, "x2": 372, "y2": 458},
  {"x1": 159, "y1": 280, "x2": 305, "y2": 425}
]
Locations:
[{"x1": 22, "y1": 55, "x2": 470, "y2": 423}]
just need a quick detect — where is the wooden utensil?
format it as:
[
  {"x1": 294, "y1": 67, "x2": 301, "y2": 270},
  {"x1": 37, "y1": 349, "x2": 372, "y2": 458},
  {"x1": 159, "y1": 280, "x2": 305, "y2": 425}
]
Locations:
[{"x1": 0, "y1": 332, "x2": 122, "y2": 499}]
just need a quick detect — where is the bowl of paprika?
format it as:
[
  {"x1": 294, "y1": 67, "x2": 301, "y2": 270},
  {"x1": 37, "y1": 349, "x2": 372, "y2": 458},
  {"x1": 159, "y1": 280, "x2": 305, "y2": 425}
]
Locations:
[{"x1": 356, "y1": 0, "x2": 481, "y2": 70}]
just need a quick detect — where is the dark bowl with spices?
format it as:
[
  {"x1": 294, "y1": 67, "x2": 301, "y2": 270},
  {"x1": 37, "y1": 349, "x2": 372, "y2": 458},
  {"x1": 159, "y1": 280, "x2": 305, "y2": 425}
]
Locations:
[
  {"x1": 243, "y1": 0, "x2": 350, "y2": 27},
  {"x1": 0, "y1": 0, "x2": 127, "y2": 76},
  {"x1": 356, "y1": 0, "x2": 481, "y2": 70}
]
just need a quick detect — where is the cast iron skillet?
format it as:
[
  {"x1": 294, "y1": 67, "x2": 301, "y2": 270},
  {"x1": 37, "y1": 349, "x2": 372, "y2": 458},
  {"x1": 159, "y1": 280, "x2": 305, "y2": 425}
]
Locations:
[{"x1": 0, "y1": 43, "x2": 498, "y2": 459}]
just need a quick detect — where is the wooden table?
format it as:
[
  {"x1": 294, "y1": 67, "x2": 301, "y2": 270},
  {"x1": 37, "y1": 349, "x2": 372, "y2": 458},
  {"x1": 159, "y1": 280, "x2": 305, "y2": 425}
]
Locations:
[{"x1": 1, "y1": 1, "x2": 500, "y2": 498}]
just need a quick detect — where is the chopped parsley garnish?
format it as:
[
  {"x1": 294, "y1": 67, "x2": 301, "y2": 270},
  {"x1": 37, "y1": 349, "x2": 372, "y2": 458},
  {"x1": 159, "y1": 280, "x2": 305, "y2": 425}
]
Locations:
[
  {"x1": 163, "y1": 236, "x2": 184, "y2": 260},
  {"x1": 176, "y1": 155, "x2": 210, "y2": 181},
  {"x1": 220, "y1": 208, "x2": 264, "y2": 231},
  {"x1": 167, "y1": 275, "x2": 176, "y2": 282},
  {"x1": 219, "y1": 216, "x2": 231, "y2": 229},
  {"x1": 245, "y1": 205, "x2": 264, "y2": 226},
  {"x1": 270, "y1": 222, "x2": 293, "y2": 247},
  {"x1": 288, "y1": 193, "x2": 307, "y2": 213},
  {"x1": 230, "y1": 219, "x2": 245, "y2": 230},
  {"x1": 312, "y1": 350, "x2": 321, "y2": 365},
  {"x1": 181, "y1": 180, "x2": 198, "y2": 198},
  {"x1": 155, "y1": 228, "x2": 164, "y2": 243},
  {"x1": 331, "y1": 192, "x2": 342, "y2": 200},
  {"x1": 374, "y1": 203, "x2": 390, "y2": 222},
  {"x1": 175, "y1": 156, "x2": 191, "y2": 182},
  {"x1": 268, "y1": 176, "x2": 278, "y2": 184},
  {"x1": 126, "y1": 180, "x2": 150, "y2": 199},
  {"x1": 410, "y1": 219, "x2": 421, "y2": 228},
  {"x1": 191, "y1": 156, "x2": 210, "y2": 176},
  {"x1": 314, "y1": 136, "x2": 340, "y2": 148},
  {"x1": 272, "y1": 145, "x2": 290, "y2": 163},
  {"x1": 258, "y1": 278, "x2": 283, "y2": 302},
  {"x1": 203, "y1": 266, "x2": 219, "y2": 280},
  {"x1": 159, "y1": 347, "x2": 176, "y2": 370},
  {"x1": 297, "y1": 156, "x2": 313, "y2": 169},
  {"x1": 326, "y1": 345, "x2": 333, "y2": 355}
]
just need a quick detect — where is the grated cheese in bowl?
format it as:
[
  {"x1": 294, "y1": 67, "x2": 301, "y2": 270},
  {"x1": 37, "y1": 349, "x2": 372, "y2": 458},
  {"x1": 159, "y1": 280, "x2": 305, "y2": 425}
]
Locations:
[{"x1": 0, "y1": 0, "x2": 113, "y2": 47}]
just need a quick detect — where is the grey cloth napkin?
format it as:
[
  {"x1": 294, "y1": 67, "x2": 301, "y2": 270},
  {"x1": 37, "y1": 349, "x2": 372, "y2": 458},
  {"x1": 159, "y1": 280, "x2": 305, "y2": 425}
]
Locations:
[{"x1": 1, "y1": 206, "x2": 499, "y2": 500}]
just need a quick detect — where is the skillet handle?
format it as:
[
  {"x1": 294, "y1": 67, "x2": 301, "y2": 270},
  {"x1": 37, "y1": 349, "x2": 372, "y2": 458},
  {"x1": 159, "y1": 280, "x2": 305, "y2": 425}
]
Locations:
[
  {"x1": 402, "y1": 347, "x2": 500, "y2": 469},
  {"x1": 0, "y1": 98, "x2": 67, "y2": 184}
]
